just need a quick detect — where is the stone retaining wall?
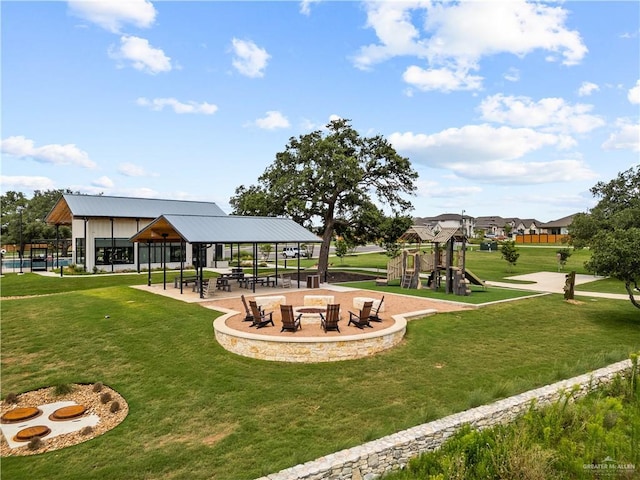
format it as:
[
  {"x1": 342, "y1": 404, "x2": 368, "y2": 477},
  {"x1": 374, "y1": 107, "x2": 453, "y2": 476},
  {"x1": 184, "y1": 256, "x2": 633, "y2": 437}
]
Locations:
[{"x1": 255, "y1": 359, "x2": 632, "y2": 480}]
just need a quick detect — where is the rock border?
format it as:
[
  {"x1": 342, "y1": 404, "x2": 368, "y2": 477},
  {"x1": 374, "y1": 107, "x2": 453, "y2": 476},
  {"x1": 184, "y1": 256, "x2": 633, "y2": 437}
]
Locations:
[{"x1": 0, "y1": 383, "x2": 128, "y2": 457}]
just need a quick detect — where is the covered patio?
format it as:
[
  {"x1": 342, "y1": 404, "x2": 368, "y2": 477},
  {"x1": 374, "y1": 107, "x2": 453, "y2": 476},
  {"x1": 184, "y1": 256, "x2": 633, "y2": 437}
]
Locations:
[{"x1": 129, "y1": 214, "x2": 321, "y2": 297}]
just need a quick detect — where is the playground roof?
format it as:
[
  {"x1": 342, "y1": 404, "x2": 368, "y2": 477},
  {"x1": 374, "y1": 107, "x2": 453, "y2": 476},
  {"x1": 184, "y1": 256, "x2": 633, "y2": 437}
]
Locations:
[{"x1": 400, "y1": 226, "x2": 463, "y2": 244}]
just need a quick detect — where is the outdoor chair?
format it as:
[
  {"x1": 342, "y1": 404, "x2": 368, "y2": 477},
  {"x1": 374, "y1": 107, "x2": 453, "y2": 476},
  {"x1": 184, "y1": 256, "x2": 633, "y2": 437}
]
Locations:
[
  {"x1": 348, "y1": 301, "x2": 373, "y2": 329},
  {"x1": 249, "y1": 300, "x2": 274, "y2": 329},
  {"x1": 369, "y1": 296, "x2": 384, "y2": 322},
  {"x1": 320, "y1": 304, "x2": 341, "y2": 333},
  {"x1": 241, "y1": 294, "x2": 261, "y2": 322},
  {"x1": 279, "y1": 305, "x2": 302, "y2": 333},
  {"x1": 280, "y1": 274, "x2": 292, "y2": 288}
]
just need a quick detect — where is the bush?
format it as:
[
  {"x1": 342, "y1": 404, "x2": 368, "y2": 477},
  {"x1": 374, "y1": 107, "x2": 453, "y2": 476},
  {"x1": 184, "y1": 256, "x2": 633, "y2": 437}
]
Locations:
[
  {"x1": 28, "y1": 436, "x2": 44, "y2": 450},
  {"x1": 54, "y1": 383, "x2": 73, "y2": 396},
  {"x1": 100, "y1": 392, "x2": 112, "y2": 404},
  {"x1": 92, "y1": 381, "x2": 103, "y2": 393},
  {"x1": 3, "y1": 392, "x2": 18, "y2": 404},
  {"x1": 110, "y1": 401, "x2": 121, "y2": 413}
]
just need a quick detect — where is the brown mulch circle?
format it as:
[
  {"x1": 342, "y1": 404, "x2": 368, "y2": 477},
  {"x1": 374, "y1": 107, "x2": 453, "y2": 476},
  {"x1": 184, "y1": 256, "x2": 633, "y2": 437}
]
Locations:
[{"x1": 0, "y1": 384, "x2": 128, "y2": 457}]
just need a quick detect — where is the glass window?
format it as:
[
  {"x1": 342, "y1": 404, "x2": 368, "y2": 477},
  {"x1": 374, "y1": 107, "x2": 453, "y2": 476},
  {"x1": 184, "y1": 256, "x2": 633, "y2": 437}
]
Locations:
[
  {"x1": 75, "y1": 238, "x2": 85, "y2": 265},
  {"x1": 95, "y1": 238, "x2": 134, "y2": 265},
  {"x1": 139, "y1": 243, "x2": 185, "y2": 264}
]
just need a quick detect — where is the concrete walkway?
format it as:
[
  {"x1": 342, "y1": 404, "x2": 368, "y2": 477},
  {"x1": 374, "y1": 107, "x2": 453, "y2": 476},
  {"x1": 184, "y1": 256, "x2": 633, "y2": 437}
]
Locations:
[{"x1": 486, "y1": 271, "x2": 630, "y2": 300}]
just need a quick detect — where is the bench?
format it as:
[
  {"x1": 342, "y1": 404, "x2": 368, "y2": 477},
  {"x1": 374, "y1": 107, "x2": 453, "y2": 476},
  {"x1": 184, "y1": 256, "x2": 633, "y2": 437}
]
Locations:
[
  {"x1": 353, "y1": 296, "x2": 384, "y2": 312},
  {"x1": 216, "y1": 277, "x2": 232, "y2": 292},
  {"x1": 254, "y1": 295, "x2": 286, "y2": 312},
  {"x1": 303, "y1": 295, "x2": 334, "y2": 307},
  {"x1": 174, "y1": 275, "x2": 198, "y2": 288}
]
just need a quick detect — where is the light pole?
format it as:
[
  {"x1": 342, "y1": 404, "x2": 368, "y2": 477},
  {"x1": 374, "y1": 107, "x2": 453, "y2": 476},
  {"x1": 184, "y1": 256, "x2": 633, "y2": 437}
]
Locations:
[{"x1": 18, "y1": 206, "x2": 24, "y2": 274}]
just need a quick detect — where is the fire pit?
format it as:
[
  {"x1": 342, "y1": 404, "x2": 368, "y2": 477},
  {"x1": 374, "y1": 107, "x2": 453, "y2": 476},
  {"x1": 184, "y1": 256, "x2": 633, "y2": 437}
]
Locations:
[{"x1": 292, "y1": 306, "x2": 326, "y2": 324}]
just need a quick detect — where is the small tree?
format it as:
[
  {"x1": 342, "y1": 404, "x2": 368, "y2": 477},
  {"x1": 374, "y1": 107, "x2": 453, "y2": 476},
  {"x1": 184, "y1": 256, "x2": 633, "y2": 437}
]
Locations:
[
  {"x1": 259, "y1": 244, "x2": 272, "y2": 262},
  {"x1": 500, "y1": 241, "x2": 520, "y2": 272},
  {"x1": 556, "y1": 248, "x2": 572, "y2": 271},
  {"x1": 334, "y1": 238, "x2": 348, "y2": 264}
]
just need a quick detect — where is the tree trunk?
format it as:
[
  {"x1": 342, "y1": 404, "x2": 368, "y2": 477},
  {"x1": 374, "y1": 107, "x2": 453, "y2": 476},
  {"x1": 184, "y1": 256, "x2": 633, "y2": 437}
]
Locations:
[
  {"x1": 625, "y1": 281, "x2": 640, "y2": 310},
  {"x1": 317, "y1": 217, "x2": 335, "y2": 282}
]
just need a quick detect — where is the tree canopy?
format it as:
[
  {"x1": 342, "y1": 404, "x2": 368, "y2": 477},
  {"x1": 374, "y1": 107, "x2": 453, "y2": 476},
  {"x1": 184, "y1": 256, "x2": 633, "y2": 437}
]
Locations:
[
  {"x1": 1, "y1": 189, "x2": 74, "y2": 253},
  {"x1": 570, "y1": 166, "x2": 640, "y2": 309},
  {"x1": 229, "y1": 118, "x2": 418, "y2": 278}
]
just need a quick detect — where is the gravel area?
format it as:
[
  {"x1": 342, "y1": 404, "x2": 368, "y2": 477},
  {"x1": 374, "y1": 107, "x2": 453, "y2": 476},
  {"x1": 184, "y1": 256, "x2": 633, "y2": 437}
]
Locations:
[{"x1": 0, "y1": 383, "x2": 128, "y2": 457}]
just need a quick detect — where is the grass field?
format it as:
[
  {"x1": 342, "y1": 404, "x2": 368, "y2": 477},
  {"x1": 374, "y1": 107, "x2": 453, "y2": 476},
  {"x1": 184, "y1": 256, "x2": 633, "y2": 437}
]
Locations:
[{"x1": 1, "y1": 264, "x2": 639, "y2": 479}]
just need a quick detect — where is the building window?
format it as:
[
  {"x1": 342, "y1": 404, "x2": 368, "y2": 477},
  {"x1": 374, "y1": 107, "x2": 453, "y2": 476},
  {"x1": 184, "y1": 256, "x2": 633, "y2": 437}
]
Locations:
[
  {"x1": 139, "y1": 243, "x2": 186, "y2": 264},
  {"x1": 95, "y1": 238, "x2": 134, "y2": 265},
  {"x1": 75, "y1": 238, "x2": 85, "y2": 265}
]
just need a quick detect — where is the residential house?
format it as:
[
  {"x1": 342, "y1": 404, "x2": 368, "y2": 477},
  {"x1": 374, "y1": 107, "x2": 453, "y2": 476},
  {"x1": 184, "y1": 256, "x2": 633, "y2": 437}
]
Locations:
[{"x1": 539, "y1": 214, "x2": 577, "y2": 235}]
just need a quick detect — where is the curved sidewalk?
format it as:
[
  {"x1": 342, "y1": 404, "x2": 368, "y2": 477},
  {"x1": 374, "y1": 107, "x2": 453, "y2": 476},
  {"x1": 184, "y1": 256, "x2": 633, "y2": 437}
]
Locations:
[{"x1": 486, "y1": 272, "x2": 630, "y2": 300}]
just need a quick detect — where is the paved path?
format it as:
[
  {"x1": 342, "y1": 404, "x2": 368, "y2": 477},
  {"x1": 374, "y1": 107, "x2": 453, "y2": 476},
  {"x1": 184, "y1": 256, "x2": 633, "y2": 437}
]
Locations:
[{"x1": 486, "y1": 272, "x2": 630, "y2": 300}]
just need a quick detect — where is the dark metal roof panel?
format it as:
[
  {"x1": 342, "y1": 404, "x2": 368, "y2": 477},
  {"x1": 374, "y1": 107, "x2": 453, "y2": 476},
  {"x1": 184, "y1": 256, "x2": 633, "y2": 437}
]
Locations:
[
  {"x1": 60, "y1": 194, "x2": 226, "y2": 219},
  {"x1": 131, "y1": 215, "x2": 322, "y2": 244}
]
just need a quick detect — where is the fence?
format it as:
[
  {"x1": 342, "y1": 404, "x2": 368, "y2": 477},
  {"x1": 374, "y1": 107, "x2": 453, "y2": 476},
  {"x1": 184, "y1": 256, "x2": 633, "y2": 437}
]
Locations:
[{"x1": 516, "y1": 234, "x2": 569, "y2": 244}]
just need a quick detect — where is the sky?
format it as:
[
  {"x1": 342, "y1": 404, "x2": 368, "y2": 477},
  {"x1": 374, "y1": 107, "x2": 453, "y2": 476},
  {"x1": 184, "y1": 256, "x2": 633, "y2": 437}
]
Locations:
[{"x1": 1, "y1": 0, "x2": 639, "y2": 223}]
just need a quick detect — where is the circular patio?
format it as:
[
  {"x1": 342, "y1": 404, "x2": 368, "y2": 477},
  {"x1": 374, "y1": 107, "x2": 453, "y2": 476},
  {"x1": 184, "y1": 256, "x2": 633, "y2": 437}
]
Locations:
[{"x1": 208, "y1": 289, "x2": 466, "y2": 363}]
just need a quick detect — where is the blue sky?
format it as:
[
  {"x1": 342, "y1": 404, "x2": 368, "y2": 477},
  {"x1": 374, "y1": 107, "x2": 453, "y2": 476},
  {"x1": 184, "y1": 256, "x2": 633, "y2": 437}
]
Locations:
[{"x1": 2, "y1": 0, "x2": 638, "y2": 222}]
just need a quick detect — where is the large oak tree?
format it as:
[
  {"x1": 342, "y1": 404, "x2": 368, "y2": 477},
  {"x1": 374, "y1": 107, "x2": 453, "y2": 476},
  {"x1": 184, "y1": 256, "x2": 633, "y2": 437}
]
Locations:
[
  {"x1": 570, "y1": 166, "x2": 640, "y2": 309},
  {"x1": 230, "y1": 119, "x2": 418, "y2": 278}
]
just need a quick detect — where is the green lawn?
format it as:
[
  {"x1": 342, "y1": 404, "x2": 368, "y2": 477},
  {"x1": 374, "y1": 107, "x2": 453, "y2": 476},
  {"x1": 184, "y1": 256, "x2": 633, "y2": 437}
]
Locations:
[{"x1": 1, "y1": 272, "x2": 639, "y2": 480}]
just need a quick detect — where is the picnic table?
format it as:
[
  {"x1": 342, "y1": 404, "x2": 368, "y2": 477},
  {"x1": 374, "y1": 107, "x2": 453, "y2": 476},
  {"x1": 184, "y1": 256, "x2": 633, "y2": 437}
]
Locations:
[{"x1": 238, "y1": 275, "x2": 277, "y2": 289}]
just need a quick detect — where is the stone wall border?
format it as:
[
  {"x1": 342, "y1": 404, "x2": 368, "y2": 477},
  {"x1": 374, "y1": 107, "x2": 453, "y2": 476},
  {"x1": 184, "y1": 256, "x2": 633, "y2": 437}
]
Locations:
[
  {"x1": 255, "y1": 359, "x2": 633, "y2": 480},
  {"x1": 212, "y1": 309, "x2": 439, "y2": 363}
]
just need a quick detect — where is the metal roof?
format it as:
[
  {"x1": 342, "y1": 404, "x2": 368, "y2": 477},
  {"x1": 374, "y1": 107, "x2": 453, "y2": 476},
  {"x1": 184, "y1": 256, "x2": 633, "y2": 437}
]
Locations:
[
  {"x1": 46, "y1": 194, "x2": 226, "y2": 224},
  {"x1": 129, "y1": 214, "x2": 322, "y2": 244}
]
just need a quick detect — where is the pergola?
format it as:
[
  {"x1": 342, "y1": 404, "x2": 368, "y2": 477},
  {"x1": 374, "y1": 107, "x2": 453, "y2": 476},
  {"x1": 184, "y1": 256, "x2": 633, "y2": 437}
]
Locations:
[{"x1": 130, "y1": 214, "x2": 321, "y2": 297}]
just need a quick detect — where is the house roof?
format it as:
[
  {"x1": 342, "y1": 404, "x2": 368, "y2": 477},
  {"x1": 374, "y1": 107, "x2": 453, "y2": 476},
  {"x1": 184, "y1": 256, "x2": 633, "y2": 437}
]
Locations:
[
  {"x1": 129, "y1": 214, "x2": 322, "y2": 244},
  {"x1": 46, "y1": 194, "x2": 226, "y2": 225},
  {"x1": 539, "y1": 214, "x2": 577, "y2": 228}
]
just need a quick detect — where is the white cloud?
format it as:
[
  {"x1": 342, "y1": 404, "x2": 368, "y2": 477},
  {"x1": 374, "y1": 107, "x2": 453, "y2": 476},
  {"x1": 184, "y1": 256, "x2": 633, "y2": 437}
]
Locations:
[
  {"x1": 136, "y1": 97, "x2": 218, "y2": 114},
  {"x1": 109, "y1": 35, "x2": 172, "y2": 74},
  {"x1": 403, "y1": 65, "x2": 483, "y2": 92},
  {"x1": 577, "y1": 81, "x2": 599, "y2": 97},
  {"x1": 390, "y1": 125, "x2": 575, "y2": 164},
  {"x1": 354, "y1": 1, "x2": 587, "y2": 92},
  {"x1": 419, "y1": 184, "x2": 483, "y2": 198},
  {"x1": 254, "y1": 111, "x2": 290, "y2": 130},
  {"x1": 447, "y1": 159, "x2": 596, "y2": 184},
  {"x1": 389, "y1": 125, "x2": 592, "y2": 184},
  {"x1": 300, "y1": 0, "x2": 321, "y2": 16},
  {"x1": 602, "y1": 119, "x2": 640, "y2": 152},
  {"x1": 68, "y1": 0, "x2": 156, "y2": 33},
  {"x1": 230, "y1": 38, "x2": 270, "y2": 78},
  {"x1": 628, "y1": 80, "x2": 640, "y2": 104},
  {"x1": 0, "y1": 175, "x2": 56, "y2": 192},
  {"x1": 1, "y1": 135, "x2": 96, "y2": 168},
  {"x1": 92, "y1": 176, "x2": 114, "y2": 188},
  {"x1": 118, "y1": 163, "x2": 153, "y2": 177},
  {"x1": 479, "y1": 94, "x2": 605, "y2": 134},
  {"x1": 503, "y1": 68, "x2": 520, "y2": 82}
]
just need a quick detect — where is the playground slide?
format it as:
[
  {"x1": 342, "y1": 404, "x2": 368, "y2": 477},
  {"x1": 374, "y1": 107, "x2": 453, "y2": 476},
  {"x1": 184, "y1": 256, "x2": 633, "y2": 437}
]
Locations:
[{"x1": 465, "y1": 269, "x2": 485, "y2": 286}]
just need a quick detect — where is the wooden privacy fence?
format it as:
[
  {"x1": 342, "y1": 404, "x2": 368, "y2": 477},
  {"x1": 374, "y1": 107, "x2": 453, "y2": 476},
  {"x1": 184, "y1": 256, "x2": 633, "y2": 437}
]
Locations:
[{"x1": 516, "y1": 234, "x2": 569, "y2": 244}]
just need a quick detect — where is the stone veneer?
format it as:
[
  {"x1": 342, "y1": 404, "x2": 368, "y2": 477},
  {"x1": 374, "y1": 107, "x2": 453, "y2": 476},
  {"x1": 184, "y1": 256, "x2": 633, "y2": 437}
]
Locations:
[
  {"x1": 212, "y1": 309, "x2": 437, "y2": 363},
  {"x1": 254, "y1": 359, "x2": 633, "y2": 480}
]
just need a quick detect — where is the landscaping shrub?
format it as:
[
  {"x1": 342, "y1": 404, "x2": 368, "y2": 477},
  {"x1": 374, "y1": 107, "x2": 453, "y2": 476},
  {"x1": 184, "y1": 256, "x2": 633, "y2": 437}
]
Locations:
[
  {"x1": 53, "y1": 383, "x2": 73, "y2": 396},
  {"x1": 3, "y1": 392, "x2": 18, "y2": 404},
  {"x1": 92, "y1": 381, "x2": 103, "y2": 393},
  {"x1": 100, "y1": 392, "x2": 112, "y2": 404},
  {"x1": 109, "y1": 401, "x2": 120, "y2": 413}
]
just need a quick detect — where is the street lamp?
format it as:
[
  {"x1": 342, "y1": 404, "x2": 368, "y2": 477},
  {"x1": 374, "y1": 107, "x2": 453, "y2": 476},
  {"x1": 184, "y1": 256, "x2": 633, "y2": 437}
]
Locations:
[{"x1": 18, "y1": 206, "x2": 24, "y2": 274}]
